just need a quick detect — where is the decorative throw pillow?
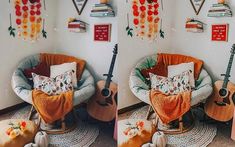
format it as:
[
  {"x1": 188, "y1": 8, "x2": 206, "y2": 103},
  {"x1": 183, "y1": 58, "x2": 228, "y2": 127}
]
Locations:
[
  {"x1": 23, "y1": 62, "x2": 50, "y2": 79},
  {"x1": 168, "y1": 62, "x2": 195, "y2": 88},
  {"x1": 50, "y1": 62, "x2": 77, "y2": 88},
  {"x1": 118, "y1": 119, "x2": 156, "y2": 147},
  {"x1": 141, "y1": 63, "x2": 166, "y2": 79},
  {"x1": 32, "y1": 71, "x2": 73, "y2": 95},
  {"x1": 149, "y1": 71, "x2": 191, "y2": 95}
]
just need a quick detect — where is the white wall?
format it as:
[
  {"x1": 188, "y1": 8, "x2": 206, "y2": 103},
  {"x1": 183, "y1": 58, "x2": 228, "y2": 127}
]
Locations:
[
  {"x1": 0, "y1": 1, "x2": 58, "y2": 110},
  {"x1": 54, "y1": 0, "x2": 118, "y2": 83},
  {"x1": 117, "y1": 0, "x2": 176, "y2": 109},
  {"x1": 171, "y1": 0, "x2": 235, "y2": 83}
]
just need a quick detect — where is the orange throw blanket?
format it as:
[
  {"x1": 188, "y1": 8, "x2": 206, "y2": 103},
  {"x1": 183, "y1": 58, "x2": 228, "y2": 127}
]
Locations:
[
  {"x1": 32, "y1": 90, "x2": 73, "y2": 124},
  {"x1": 150, "y1": 90, "x2": 191, "y2": 124},
  {"x1": 40, "y1": 53, "x2": 86, "y2": 80}
]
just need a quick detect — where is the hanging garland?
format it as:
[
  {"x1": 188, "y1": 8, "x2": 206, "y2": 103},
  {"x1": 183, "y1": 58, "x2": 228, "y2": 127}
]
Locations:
[
  {"x1": 132, "y1": 0, "x2": 160, "y2": 40},
  {"x1": 126, "y1": 13, "x2": 133, "y2": 37},
  {"x1": 9, "y1": 0, "x2": 47, "y2": 41},
  {"x1": 8, "y1": 14, "x2": 16, "y2": 37},
  {"x1": 159, "y1": 0, "x2": 164, "y2": 39}
]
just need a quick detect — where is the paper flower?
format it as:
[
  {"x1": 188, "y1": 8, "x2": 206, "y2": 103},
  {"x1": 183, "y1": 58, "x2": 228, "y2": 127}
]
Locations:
[{"x1": 6, "y1": 121, "x2": 27, "y2": 139}]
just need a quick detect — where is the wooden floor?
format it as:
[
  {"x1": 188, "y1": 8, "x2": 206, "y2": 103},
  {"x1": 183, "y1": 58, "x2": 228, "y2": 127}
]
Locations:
[{"x1": 118, "y1": 106, "x2": 235, "y2": 147}]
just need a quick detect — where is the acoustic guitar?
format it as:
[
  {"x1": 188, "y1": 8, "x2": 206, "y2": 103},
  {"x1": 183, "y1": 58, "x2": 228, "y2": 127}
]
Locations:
[
  {"x1": 87, "y1": 44, "x2": 118, "y2": 122},
  {"x1": 205, "y1": 44, "x2": 235, "y2": 122}
]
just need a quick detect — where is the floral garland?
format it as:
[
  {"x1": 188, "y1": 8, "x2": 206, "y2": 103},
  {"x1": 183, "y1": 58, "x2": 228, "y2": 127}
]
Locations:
[
  {"x1": 10, "y1": 0, "x2": 47, "y2": 41},
  {"x1": 132, "y1": 0, "x2": 160, "y2": 40},
  {"x1": 5, "y1": 121, "x2": 27, "y2": 139}
]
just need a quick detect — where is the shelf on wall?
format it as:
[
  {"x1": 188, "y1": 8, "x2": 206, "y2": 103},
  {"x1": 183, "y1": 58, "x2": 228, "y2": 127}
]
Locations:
[
  {"x1": 185, "y1": 19, "x2": 204, "y2": 33},
  {"x1": 90, "y1": 3, "x2": 115, "y2": 17},
  {"x1": 207, "y1": 3, "x2": 232, "y2": 17},
  {"x1": 68, "y1": 18, "x2": 87, "y2": 33}
]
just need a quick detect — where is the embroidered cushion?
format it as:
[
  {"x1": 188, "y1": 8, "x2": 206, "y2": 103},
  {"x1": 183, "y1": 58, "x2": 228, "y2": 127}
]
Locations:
[
  {"x1": 0, "y1": 119, "x2": 38, "y2": 147},
  {"x1": 50, "y1": 62, "x2": 77, "y2": 88},
  {"x1": 168, "y1": 62, "x2": 195, "y2": 88},
  {"x1": 118, "y1": 119, "x2": 156, "y2": 147},
  {"x1": 32, "y1": 71, "x2": 73, "y2": 95},
  {"x1": 149, "y1": 70, "x2": 191, "y2": 95}
]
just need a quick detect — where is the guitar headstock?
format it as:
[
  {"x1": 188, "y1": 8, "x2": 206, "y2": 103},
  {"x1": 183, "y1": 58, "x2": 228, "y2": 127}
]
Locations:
[
  {"x1": 113, "y1": 44, "x2": 118, "y2": 55},
  {"x1": 231, "y1": 44, "x2": 235, "y2": 54}
]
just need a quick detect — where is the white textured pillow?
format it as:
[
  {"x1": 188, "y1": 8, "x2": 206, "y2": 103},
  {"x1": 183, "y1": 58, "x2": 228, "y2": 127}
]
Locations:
[
  {"x1": 168, "y1": 62, "x2": 195, "y2": 88},
  {"x1": 50, "y1": 62, "x2": 77, "y2": 88},
  {"x1": 149, "y1": 71, "x2": 191, "y2": 95}
]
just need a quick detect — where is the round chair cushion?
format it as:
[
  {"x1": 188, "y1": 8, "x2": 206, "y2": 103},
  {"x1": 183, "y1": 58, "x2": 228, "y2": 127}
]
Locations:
[
  {"x1": 0, "y1": 119, "x2": 38, "y2": 147},
  {"x1": 118, "y1": 119, "x2": 156, "y2": 147},
  {"x1": 129, "y1": 54, "x2": 213, "y2": 106},
  {"x1": 11, "y1": 54, "x2": 95, "y2": 106}
]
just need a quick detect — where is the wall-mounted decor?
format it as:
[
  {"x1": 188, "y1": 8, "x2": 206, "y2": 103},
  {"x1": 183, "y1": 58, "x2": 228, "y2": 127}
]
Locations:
[
  {"x1": 8, "y1": 14, "x2": 16, "y2": 37},
  {"x1": 10, "y1": 0, "x2": 47, "y2": 41},
  {"x1": 72, "y1": 0, "x2": 88, "y2": 15},
  {"x1": 126, "y1": 13, "x2": 133, "y2": 37},
  {"x1": 208, "y1": 3, "x2": 232, "y2": 17},
  {"x1": 185, "y1": 18, "x2": 204, "y2": 33},
  {"x1": 100, "y1": 0, "x2": 109, "y2": 4},
  {"x1": 94, "y1": 24, "x2": 111, "y2": 42},
  {"x1": 190, "y1": 0, "x2": 205, "y2": 15},
  {"x1": 90, "y1": 3, "x2": 115, "y2": 17},
  {"x1": 159, "y1": 0, "x2": 164, "y2": 39},
  {"x1": 68, "y1": 18, "x2": 86, "y2": 33},
  {"x1": 131, "y1": 0, "x2": 160, "y2": 40},
  {"x1": 211, "y1": 24, "x2": 228, "y2": 42}
]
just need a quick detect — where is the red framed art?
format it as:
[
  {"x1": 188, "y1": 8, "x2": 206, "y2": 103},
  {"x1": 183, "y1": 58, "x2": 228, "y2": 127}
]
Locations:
[
  {"x1": 94, "y1": 24, "x2": 111, "y2": 42},
  {"x1": 211, "y1": 24, "x2": 229, "y2": 42}
]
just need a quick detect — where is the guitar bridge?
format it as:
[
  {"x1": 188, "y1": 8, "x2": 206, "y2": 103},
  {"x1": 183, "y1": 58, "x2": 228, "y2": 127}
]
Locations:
[
  {"x1": 96, "y1": 100, "x2": 109, "y2": 107},
  {"x1": 214, "y1": 101, "x2": 227, "y2": 106}
]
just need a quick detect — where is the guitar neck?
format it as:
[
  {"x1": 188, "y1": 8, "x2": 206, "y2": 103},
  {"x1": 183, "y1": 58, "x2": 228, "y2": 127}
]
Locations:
[
  {"x1": 223, "y1": 49, "x2": 235, "y2": 88},
  {"x1": 104, "y1": 45, "x2": 118, "y2": 89},
  {"x1": 105, "y1": 54, "x2": 117, "y2": 87}
]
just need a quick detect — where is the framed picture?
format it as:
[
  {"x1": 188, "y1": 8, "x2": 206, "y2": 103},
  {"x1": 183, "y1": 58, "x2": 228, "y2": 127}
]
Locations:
[
  {"x1": 72, "y1": 0, "x2": 88, "y2": 15},
  {"x1": 190, "y1": 0, "x2": 205, "y2": 15},
  {"x1": 94, "y1": 24, "x2": 112, "y2": 42},
  {"x1": 211, "y1": 24, "x2": 229, "y2": 42}
]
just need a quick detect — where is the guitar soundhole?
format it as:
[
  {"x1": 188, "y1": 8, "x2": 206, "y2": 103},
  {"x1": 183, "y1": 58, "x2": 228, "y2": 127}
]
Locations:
[
  {"x1": 101, "y1": 88, "x2": 111, "y2": 97},
  {"x1": 219, "y1": 88, "x2": 228, "y2": 97}
]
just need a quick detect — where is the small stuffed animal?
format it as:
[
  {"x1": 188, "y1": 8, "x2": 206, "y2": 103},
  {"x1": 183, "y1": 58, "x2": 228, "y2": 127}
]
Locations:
[{"x1": 152, "y1": 131, "x2": 167, "y2": 147}]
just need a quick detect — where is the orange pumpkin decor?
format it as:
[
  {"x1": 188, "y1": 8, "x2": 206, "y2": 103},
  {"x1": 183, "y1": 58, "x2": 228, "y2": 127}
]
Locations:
[
  {"x1": 13, "y1": 0, "x2": 46, "y2": 41},
  {"x1": 132, "y1": 0, "x2": 160, "y2": 40}
]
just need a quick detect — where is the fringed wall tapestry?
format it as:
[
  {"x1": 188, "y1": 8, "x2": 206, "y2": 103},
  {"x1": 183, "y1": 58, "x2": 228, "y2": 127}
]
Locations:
[
  {"x1": 131, "y1": 0, "x2": 160, "y2": 40},
  {"x1": 8, "y1": 0, "x2": 47, "y2": 41}
]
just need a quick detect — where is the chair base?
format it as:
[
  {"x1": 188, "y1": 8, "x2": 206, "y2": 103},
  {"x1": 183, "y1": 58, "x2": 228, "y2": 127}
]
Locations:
[
  {"x1": 28, "y1": 106, "x2": 77, "y2": 134},
  {"x1": 147, "y1": 105, "x2": 195, "y2": 135}
]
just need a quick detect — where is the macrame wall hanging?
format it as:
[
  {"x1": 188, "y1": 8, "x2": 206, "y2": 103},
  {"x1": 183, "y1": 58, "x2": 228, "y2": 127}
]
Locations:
[
  {"x1": 8, "y1": 0, "x2": 47, "y2": 41},
  {"x1": 131, "y1": 0, "x2": 160, "y2": 40}
]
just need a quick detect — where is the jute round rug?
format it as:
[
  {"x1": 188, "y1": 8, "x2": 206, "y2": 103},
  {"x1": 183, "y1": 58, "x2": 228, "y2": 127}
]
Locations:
[
  {"x1": 11, "y1": 106, "x2": 99, "y2": 147},
  {"x1": 130, "y1": 106, "x2": 217, "y2": 147}
]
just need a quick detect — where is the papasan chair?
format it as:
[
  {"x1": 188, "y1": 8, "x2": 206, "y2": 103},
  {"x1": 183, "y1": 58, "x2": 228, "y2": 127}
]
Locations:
[
  {"x1": 129, "y1": 54, "x2": 213, "y2": 134},
  {"x1": 11, "y1": 53, "x2": 95, "y2": 134}
]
